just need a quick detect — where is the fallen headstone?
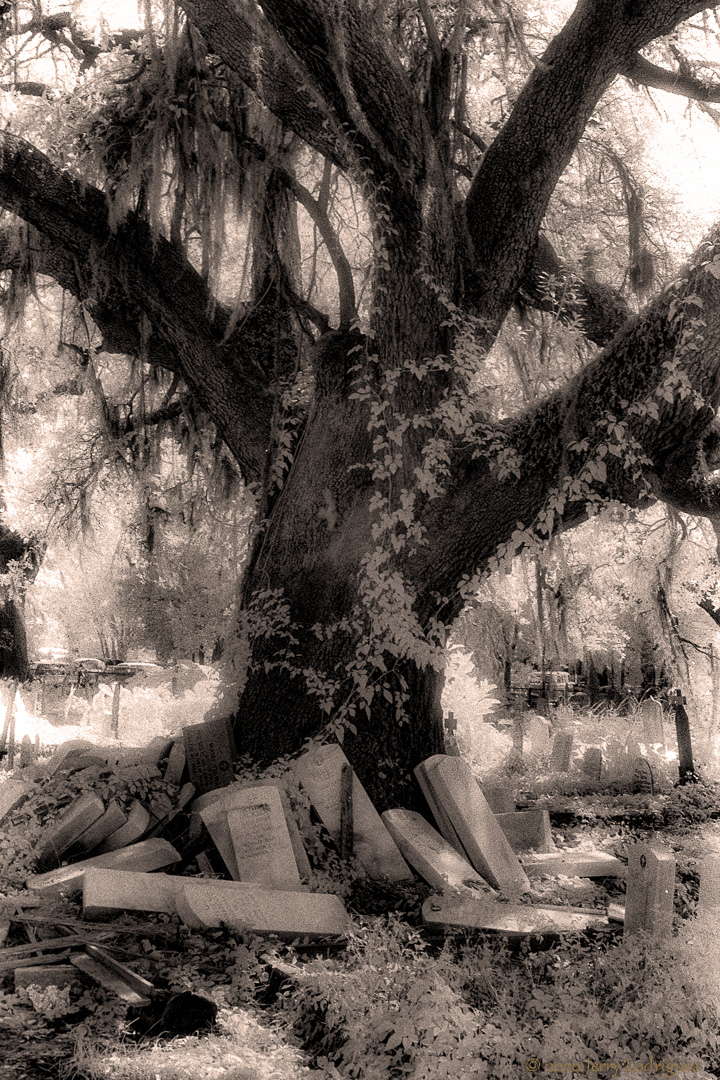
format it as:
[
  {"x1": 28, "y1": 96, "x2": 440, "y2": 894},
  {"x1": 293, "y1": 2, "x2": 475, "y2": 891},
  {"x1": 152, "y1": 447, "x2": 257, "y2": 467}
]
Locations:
[
  {"x1": 142, "y1": 736, "x2": 175, "y2": 769},
  {"x1": 418, "y1": 756, "x2": 530, "y2": 896},
  {"x1": 422, "y1": 895, "x2": 611, "y2": 936},
  {"x1": 35, "y1": 793, "x2": 106, "y2": 866},
  {"x1": 176, "y1": 880, "x2": 351, "y2": 939},
  {"x1": 226, "y1": 786, "x2": 303, "y2": 890},
  {"x1": 0, "y1": 778, "x2": 31, "y2": 824},
  {"x1": 519, "y1": 850, "x2": 624, "y2": 878},
  {"x1": 294, "y1": 744, "x2": 412, "y2": 881},
  {"x1": 582, "y1": 748, "x2": 602, "y2": 780},
  {"x1": 623, "y1": 843, "x2": 675, "y2": 940},
  {"x1": 494, "y1": 810, "x2": 554, "y2": 854},
  {"x1": 414, "y1": 757, "x2": 467, "y2": 855},
  {"x1": 382, "y1": 808, "x2": 496, "y2": 896},
  {"x1": 70, "y1": 952, "x2": 151, "y2": 1006},
  {"x1": 481, "y1": 783, "x2": 515, "y2": 815},
  {"x1": 143, "y1": 782, "x2": 196, "y2": 840},
  {"x1": 183, "y1": 717, "x2": 235, "y2": 794},
  {"x1": 163, "y1": 740, "x2": 187, "y2": 786},
  {"x1": 66, "y1": 800, "x2": 128, "y2": 857},
  {"x1": 239, "y1": 780, "x2": 312, "y2": 882},
  {"x1": 85, "y1": 943, "x2": 155, "y2": 999},
  {"x1": 27, "y1": 838, "x2": 182, "y2": 897},
  {"x1": 24, "y1": 740, "x2": 97, "y2": 781},
  {"x1": 83, "y1": 868, "x2": 180, "y2": 919},
  {"x1": 95, "y1": 800, "x2": 150, "y2": 853},
  {"x1": 549, "y1": 732, "x2": 574, "y2": 772}
]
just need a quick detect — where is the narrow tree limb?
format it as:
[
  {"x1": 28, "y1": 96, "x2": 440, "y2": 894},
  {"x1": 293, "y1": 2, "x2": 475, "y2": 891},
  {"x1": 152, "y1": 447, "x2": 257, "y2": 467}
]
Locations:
[{"x1": 620, "y1": 51, "x2": 720, "y2": 103}]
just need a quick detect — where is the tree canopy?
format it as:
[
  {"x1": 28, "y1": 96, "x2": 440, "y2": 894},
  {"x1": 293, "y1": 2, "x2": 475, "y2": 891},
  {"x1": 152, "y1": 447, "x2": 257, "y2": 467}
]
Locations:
[{"x1": 4, "y1": 0, "x2": 720, "y2": 802}]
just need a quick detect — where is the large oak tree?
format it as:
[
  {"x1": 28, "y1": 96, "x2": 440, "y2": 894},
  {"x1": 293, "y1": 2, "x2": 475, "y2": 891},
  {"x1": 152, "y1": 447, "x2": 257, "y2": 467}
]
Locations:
[{"x1": 3, "y1": 0, "x2": 720, "y2": 805}]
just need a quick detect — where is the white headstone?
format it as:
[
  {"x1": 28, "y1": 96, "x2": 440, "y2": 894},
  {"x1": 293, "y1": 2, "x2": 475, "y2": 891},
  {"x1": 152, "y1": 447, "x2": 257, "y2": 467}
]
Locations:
[
  {"x1": 382, "y1": 809, "x2": 495, "y2": 896},
  {"x1": 226, "y1": 786, "x2": 302, "y2": 890}
]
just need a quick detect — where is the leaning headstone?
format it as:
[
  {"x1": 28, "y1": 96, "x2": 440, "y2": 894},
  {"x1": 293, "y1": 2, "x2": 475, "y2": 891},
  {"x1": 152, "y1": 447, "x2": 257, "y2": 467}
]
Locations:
[
  {"x1": 671, "y1": 691, "x2": 695, "y2": 782},
  {"x1": 67, "y1": 800, "x2": 128, "y2": 857},
  {"x1": 26, "y1": 838, "x2": 182, "y2": 897},
  {"x1": 0, "y1": 779, "x2": 31, "y2": 824},
  {"x1": 176, "y1": 880, "x2": 351, "y2": 940},
  {"x1": 623, "y1": 843, "x2": 676, "y2": 940},
  {"x1": 481, "y1": 783, "x2": 515, "y2": 815},
  {"x1": 35, "y1": 793, "x2": 106, "y2": 866},
  {"x1": 414, "y1": 758, "x2": 467, "y2": 855},
  {"x1": 94, "y1": 800, "x2": 150, "y2": 853},
  {"x1": 226, "y1": 786, "x2": 302, "y2": 890},
  {"x1": 698, "y1": 854, "x2": 720, "y2": 911},
  {"x1": 236, "y1": 780, "x2": 312, "y2": 882},
  {"x1": 199, "y1": 784, "x2": 271, "y2": 879},
  {"x1": 183, "y1": 717, "x2": 235, "y2": 794},
  {"x1": 549, "y1": 732, "x2": 574, "y2": 772},
  {"x1": 163, "y1": 740, "x2": 187, "y2": 786},
  {"x1": 294, "y1": 744, "x2": 412, "y2": 881},
  {"x1": 631, "y1": 757, "x2": 654, "y2": 795},
  {"x1": 519, "y1": 850, "x2": 624, "y2": 878},
  {"x1": 382, "y1": 809, "x2": 496, "y2": 896},
  {"x1": 640, "y1": 697, "x2": 664, "y2": 746},
  {"x1": 419, "y1": 756, "x2": 530, "y2": 896},
  {"x1": 494, "y1": 810, "x2": 554, "y2": 854},
  {"x1": 422, "y1": 895, "x2": 611, "y2": 936},
  {"x1": 582, "y1": 747, "x2": 603, "y2": 780},
  {"x1": 142, "y1": 736, "x2": 175, "y2": 769}
]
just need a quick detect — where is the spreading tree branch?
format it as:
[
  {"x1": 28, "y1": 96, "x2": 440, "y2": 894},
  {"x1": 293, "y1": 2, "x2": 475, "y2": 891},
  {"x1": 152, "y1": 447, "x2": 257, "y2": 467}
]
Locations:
[
  {"x1": 621, "y1": 51, "x2": 720, "y2": 103},
  {"x1": 0, "y1": 133, "x2": 273, "y2": 482}
]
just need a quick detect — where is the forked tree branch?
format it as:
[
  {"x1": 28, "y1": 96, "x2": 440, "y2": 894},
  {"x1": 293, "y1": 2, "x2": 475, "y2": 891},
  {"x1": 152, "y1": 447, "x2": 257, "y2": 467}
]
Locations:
[{"x1": 621, "y1": 51, "x2": 720, "y2": 104}]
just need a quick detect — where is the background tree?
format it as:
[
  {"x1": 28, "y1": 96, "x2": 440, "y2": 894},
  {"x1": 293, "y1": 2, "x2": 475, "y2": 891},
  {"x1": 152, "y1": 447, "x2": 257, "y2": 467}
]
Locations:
[{"x1": 5, "y1": 1, "x2": 720, "y2": 803}]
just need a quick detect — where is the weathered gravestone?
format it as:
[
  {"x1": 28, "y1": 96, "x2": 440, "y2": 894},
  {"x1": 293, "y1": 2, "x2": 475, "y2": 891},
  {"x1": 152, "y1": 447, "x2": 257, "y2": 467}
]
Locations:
[
  {"x1": 163, "y1": 740, "x2": 187, "y2": 786},
  {"x1": 183, "y1": 717, "x2": 236, "y2": 794},
  {"x1": 418, "y1": 756, "x2": 530, "y2": 896},
  {"x1": 70, "y1": 953, "x2": 151, "y2": 1006},
  {"x1": 671, "y1": 690, "x2": 696, "y2": 783},
  {"x1": 27, "y1": 838, "x2": 181, "y2": 897},
  {"x1": 67, "y1": 800, "x2": 128, "y2": 857},
  {"x1": 36, "y1": 792, "x2": 106, "y2": 866},
  {"x1": 95, "y1": 800, "x2": 150, "y2": 853},
  {"x1": 582, "y1": 747, "x2": 603, "y2": 780},
  {"x1": 226, "y1": 786, "x2": 302, "y2": 890},
  {"x1": 414, "y1": 757, "x2": 466, "y2": 855},
  {"x1": 83, "y1": 868, "x2": 181, "y2": 919},
  {"x1": 381, "y1": 808, "x2": 496, "y2": 896},
  {"x1": 422, "y1": 895, "x2": 611, "y2": 936},
  {"x1": 549, "y1": 732, "x2": 574, "y2": 772},
  {"x1": 142, "y1": 736, "x2": 175, "y2": 769},
  {"x1": 494, "y1": 810, "x2": 554, "y2": 854},
  {"x1": 19, "y1": 735, "x2": 34, "y2": 770},
  {"x1": 294, "y1": 744, "x2": 412, "y2": 881},
  {"x1": 623, "y1": 843, "x2": 676, "y2": 940},
  {"x1": 526, "y1": 715, "x2": 552, "y2": 757},
  {"x1": 176, "y1": 880, "x2": 351, "y2": 939},
  {"x1": 481, "y1": 783, "x2": 515, "y2": 815},
  {"x1": 640, "y1": 697, "x2": 664, "y2": 746},
  {"x1": 237, "y1": 780, "x2": 312, "y2": 882},
  {"x1": 630, "y1": 756, "x2": 655, "y2": 795}
]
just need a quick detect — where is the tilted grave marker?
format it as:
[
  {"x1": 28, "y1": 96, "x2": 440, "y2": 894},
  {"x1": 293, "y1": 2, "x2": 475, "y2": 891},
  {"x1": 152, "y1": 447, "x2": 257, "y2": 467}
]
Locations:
[
  {"x1": 94, "y1": 800, "x2": 150, "y2": 853},
  {"x1": 294, "y1": 743, "x2": 412, "y2": 881},
  {"x1": 226, "y1": 785, "x2": 302, "y2": 890},
  {"x1": 183, "y1": 717, "x2": 236, "y2": 794},
  {"x1": 382, "y1": 808, "x2": 496, "y2": 896},
  {"x1": 67, "y1": 800, "x2": 128, "y2": 857},
  {"x1": 35, "y1": 792, "x2": 106, "y2": 866},
  {"x1": 623, "y1": 843, "x2": 675, "y2": 940},
  {"x1": 0, "y1": 779, "x2": 31, "y2": 824},
  {"x1": 414, "y1": 757, "x2": 467, "y2": 855},
  {"x1": 163, "y1": 740, "x2": 187, "y2": 786},
  {"x1": 420, "y1": 755, "x2": 530, "y2": 896}
]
